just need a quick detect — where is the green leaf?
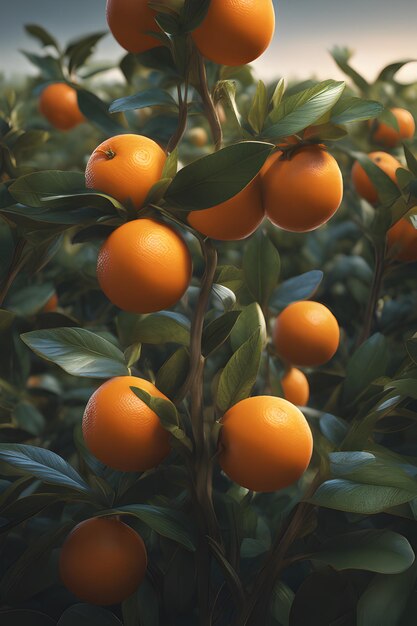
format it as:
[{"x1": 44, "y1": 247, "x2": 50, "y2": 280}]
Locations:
[
  {"x1": 130, "y1": 387, "x2": 192, "y2": 451},
  {"x1": 271, "y1": 580, "x2": 295, "y2": 626},
  {"x1": 0, "y1": 609, "x2": 55, "y2": 626},
  {"x1": 77, "y1": 89, "x2": 126, "y2": 136},
  {"x1": 357, "y1": 563, "x2": 417, "y2": 626},
  {"x1": 230, "y1": 303, "x2": 266, "y2": 352},
  {"x1": 109, "y1": 89, "x2": 178, "y2": 114},
  {"x1": 310, "y1": 479, "x2": 415, "y2": 514},
  {"x1": 403, "y1": 145, "x2": 417, "y2": 177},
  {"x1": 182, "y1": 0, "x2": 211, "y2": 31},
  {"x1": 155, "y1": 347, "x2": 190, "y2": 398},
  {"x1": 270, "y1": 78, "x2": 285, "y2": 111},
  {"x1": 217, "y1": 327, "x2": 263, "y2": 412},
  {"x1": 343, "y1": 333, "x2": 390, "y2": 403},
  {"x1": 202, "y1": 310, "x2": 241, "y2": 357},
  {"x1": 136, "y1": 578, "x2": 160, "y2": 626},
  {"x1": 212, "y1": 284, "x2": 237, "y2": 311},
  {"x1": 165, "y1": 141, "x2": 273, "y2": 211},
  {"x1": 353, "y1": 152, "x2": 401, "y2": 206},
  {"x1": 95, "y1": 505, "x2": 196, "y2": 551},
  {"x1": 21, "y1": 328, "x2": 129, "y2": 378},
  {"x1": 248, "y1": 80, "x2": 268, "y2": 134},
  {"x1": 25, "y1": 24, "x2": 59, "y2": 49},
  {"x1": 330, "y1": 46, "x2": 370, "y2": 92},
  {"x1": 376, "y1": 59, "x2": 417, "y2": 83},
  {"x1": 66, "y1": 32, "x2": 107, "y2": 75},
  {"x1": 131, "y1": 312, "x2": 190, "y2": 346},
  {"x1": 330, "y1": 96, "x2": 383, "y2": 125},
  {"x1": 0, "y1": 522, "x2": 73, "y2": 600},
  {"x1": 406, "y1": 333, "x2": 417, "y2": 364},
  {"x1": 329, "y1": 451, "x2": 417, "y2": 492},
  {"x1": 58, "y1": 605, "x2": 123, "y2": 626},
  {"x1": 9, "y1": 171, "x2": 85, "y2": 208},
  {"x1": 265, "y1": 80, "x2": 345, "y2": 139},
  {"x1": 243, "y1": 231, "x2": 280, "y2": 306},
  {"x1": 311, "y1": 530, "x2": 415, "y2": 574},
  {"x1": 20, "y1": 52, "x2": 64, "y2": 80},
  {"x1": 6, "y1": 283, "x2": 55, "y2": 316},
  {"x1": 0, "y1": 493, "x2": 62, "y2": 534},
  {"x1": 13, "y1": 402, "x2": 45, "y2": 437},
  {"x1": 0, "y1": 444, "x2": 90, "y2": 493},
  {"x1": 270, "y1": 271, "x2": 323, "y2": 309}
]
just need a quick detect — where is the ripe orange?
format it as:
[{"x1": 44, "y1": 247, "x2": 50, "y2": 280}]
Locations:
[
  {"x1": 273, "y1": 301, "x2": 340, "y2": 367},
  {"x1": 60, "y1": 517, "x2": 147, "y2": 605},
  {"x1": 187, "y1": 176, "x2": 265, "y2": 241},
  {"x1": 188, "y1": 127, "x2": 209, "y2": 148},
  {"x1": 281, "y1": 367, "x2": 310, "y2": 406},
  {"x1": 192, "y1": 0, "x2": 275, "y2": 66},
  {"x1": 85, "y1": 134, "x2": 166, "y2": 210},
  {"x1": 97, "y1": 219, "x2": 191, "y2": 313},
  {"x1": 261, "y1": 146, "x2": 343, "y2": 232},
  {"x1": 106, "y1": 0, "x2": 160, "y2": 54},
  {"x1": 351, "y1": 151, "x2": 401, "y2": 205},
  {"x1": 372, "y1": 108, "x2": 415, "y2": 147},
  {"x1": 39, "y1": 83, "x2": 84, "y2": 131},
  {"x1": 42, "y1": 293, "x2": 58, "y2": 313},
  {"x1": 387, "y1": 218, "x2": 417, "y2": 263},
  {"x1": 219, "y1": 396, "x2": 313, "y2": 492},
  {"x1": 82, "y1": 376, "x2": 170, "y2": 472}
]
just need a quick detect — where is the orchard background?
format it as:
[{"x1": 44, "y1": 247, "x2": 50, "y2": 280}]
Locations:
[{"x1": 1, "y1": 1, "x2": 417, "y2": 625}]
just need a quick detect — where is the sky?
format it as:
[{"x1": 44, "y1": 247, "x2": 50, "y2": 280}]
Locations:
[{"x1": 1, "y1": 0, "x2": 417, "y2": 84}]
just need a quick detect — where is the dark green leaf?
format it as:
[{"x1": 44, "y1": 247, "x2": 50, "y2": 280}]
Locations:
[
  {"x1": 155, "y1": 347, "x2": 190, "y2": 398},
  {"x1": 25, "y1": 24, "x2": 59, "y2": 49},
  {"x1": 271, "y1": 270, "x2": 323, "y2": 310},
  {"x1": 217, "y1": 327, "x2": 263, "y2": 412},
  {"x1": 0, "y1": 444, "x2": 90, "y2": 493},
  {"x1": 343, "y1": 333, "x2": 390, "y2": 403},
  {"x1": 330, "y1": 96, "x2": 383, "y2": 125},
  {"x1": 9, "y1": 170, "x2": 85, "y2": 208},
  {"x1": 95, "y1": 505, "x2": 196, "y2": 551},
  {"x1": 131, "y1": 312, "x2": 190, "y2": 346},
  {"x1": 109, "y1": 89, "x2": 178, "y2": 114},
  {"x1": 77, "y1": 89, "x2": 126, "y2": 136},
  {"x1": 21, "y1": 327, "x2": 129, "y2": 378},
  {"x1": 165, "y1": 141, "x2": 273, "y2": 211},
  {"x1": 21, "y1": 52, "x2": 64, "y2": 80},
  {"x1": 58, "y1": 605, "x2": 122, "y2": 626},
  {"x1": 230, "y1": 303, "x2": 266, "y2": 352},
  {"x1": 353, "y1": 152, "x2": 401, "y2": 206},
  {"x1": 202, "y1": 310, "x2": 241, "y2": 357},
  {"x1": 243, "y1": 231, "x2": 280, "y2": 306},
  {"x1": 310, "y1": 479, "x2": 415, "y2": 514},
  {"x1": 311, "y1": 530, "x2": 415, "y2": 574}
]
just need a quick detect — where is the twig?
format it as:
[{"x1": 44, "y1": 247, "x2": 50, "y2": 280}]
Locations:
[{"x1": 356, "y1": 239, "x2": 386, "y2": 348}]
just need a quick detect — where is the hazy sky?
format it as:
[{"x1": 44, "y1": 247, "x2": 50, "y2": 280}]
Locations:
[{"x1": 2, "y1": 0, "x2": 417, "y2": 83}]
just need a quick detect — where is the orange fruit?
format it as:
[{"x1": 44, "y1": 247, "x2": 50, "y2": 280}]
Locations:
[
  {"x1": 281, "y1": 367, "x2": 310, "y2": 406},
  {"x1": 97, "y1": 219, "x2": 191, "y2": 313},
  {"x1": 219, "y1": 396, "x2": 313, "y2": 492},
  {"x1": 387, "y1": 218, "x2": 417, "y2": 263},
  {"x1": 273, "y1": 301, "x2": 340, "y2": 367},
  {"x1": 106, "y1": 0, "x2": 160, "y2": 54},
  {"x1": 188, "y1": 127, "x2": 209, "y2": 148},
  {"x1": 351, "y1": 151, "x2": 401, "y2": 205},
  {"x1": 42, "y1": 293, "x2": 58, "y2": 313},
  {"x1": 372, "y1": 108, "x2": 415, "y2": 148},
  {"x1": 39, "y1": 83, "x2": 84, "y2": 131},
  {"x1": 187, "y1": 176, "x2": 265, "y2": 241},
  {"x1": 83, "y1": 376, "x2": 170, "y2": 472},
  {"x1": 85, "y1": 134, "x2": 166, "y2": 210},
  {"x1": 192, "y1": 0, "x2": 275, "y2": 66},
  {"x1": 261, "y1": 146, "x2": 343, "y2": 232},
  {"x1": 60, "y1": 517, "x2": 147, "y2": 605}
]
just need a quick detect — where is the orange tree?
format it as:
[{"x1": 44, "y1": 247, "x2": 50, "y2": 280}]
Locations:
[{"x1": 1, "y1": 1, "x2": 417, "y2": 625}]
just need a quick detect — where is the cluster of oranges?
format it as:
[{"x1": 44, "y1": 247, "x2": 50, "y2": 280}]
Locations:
[
  {"x1": 44, "y1": 0, "x2": 416, "y2": 609},
  {"x1": 352, "y1": 107, "x2": 417, "y2": 262}
]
